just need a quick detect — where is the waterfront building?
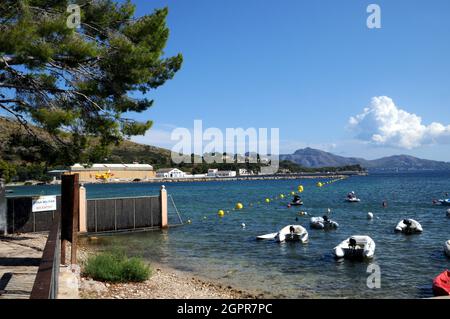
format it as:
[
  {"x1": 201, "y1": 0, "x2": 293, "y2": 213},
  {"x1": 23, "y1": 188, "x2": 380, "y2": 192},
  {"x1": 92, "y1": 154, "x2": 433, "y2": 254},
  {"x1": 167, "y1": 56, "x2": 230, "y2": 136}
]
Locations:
[
  {"x1": 156, "y1": 168, "x2": 187, "y2": 178},
  {"x1": 70, "y1": 163, "x2": 155, "y2": 183}
]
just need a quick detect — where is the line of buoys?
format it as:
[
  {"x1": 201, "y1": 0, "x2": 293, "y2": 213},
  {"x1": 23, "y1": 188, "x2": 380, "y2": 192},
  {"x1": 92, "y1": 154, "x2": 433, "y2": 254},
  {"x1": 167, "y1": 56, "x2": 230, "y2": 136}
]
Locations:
[{"x1": 316, "y1": 177, "x2": 347, "y2": 188}]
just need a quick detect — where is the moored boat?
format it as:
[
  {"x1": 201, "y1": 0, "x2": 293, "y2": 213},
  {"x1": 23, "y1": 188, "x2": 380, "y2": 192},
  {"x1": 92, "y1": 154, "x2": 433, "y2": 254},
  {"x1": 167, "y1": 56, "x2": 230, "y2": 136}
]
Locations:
[
  {"x1": 256, "y1": 225, "x2": 308, "y2": 243},
  {"x1": 432, "y1": 270, "x2": 450, "y2": 296},
  {"x1": 333, "y1": 235, "x2": 375, "y2": 259},
  {"x1": 445, "y1": 240, "x2": 450, "y2": 258},
  {"x1": 256, "y1": 232, "x2": 278, "y2": 240},
  {"x1": 345, "y1": 191, "x2": 360, "y2": 202},
  {"x1": 277, "y1": 225, "x2": 309, "y2": 243},
  {"x1": 290, "y1": 194, "x2": 303, "y2": 206},
  {"x1": 310, "y1": 216, "x2": 339, "y2": 230},
  {"x1": 395, "y1": 219, "x2": 423, "y2": 234},
  {"x1": 439, "y1": 199, "x2": 450, "y2": 206}
]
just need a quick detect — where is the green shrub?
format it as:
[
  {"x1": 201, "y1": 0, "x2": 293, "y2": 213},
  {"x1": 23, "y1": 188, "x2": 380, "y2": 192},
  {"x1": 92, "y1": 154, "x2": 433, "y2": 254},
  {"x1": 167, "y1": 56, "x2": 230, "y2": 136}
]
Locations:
[{"x1": 84, "y1": 251, "x2": 151, "y2": 283}]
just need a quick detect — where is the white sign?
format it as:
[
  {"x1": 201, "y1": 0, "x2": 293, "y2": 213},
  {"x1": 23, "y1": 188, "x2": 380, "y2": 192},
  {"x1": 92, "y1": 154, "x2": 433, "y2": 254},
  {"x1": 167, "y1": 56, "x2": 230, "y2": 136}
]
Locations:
[{"x1": 32, "y1": 196, "x2": 57, "y2": 212}]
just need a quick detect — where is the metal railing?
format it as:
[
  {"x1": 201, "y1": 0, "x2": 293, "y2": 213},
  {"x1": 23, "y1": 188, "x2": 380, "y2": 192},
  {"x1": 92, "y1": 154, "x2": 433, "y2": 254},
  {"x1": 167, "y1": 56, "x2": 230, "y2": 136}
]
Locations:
[{"x1": 30, "y1": 213, "x2": 61, "y2": 299}]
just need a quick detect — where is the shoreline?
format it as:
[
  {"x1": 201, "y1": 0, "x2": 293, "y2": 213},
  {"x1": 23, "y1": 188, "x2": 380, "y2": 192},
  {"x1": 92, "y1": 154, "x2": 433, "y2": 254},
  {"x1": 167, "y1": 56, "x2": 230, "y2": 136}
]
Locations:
[
  {"x1": 6, "y1": 172, "x2": 366, "y2": 187},
  {"x1": 77, "y1": 246, "x2": 268, "y2": 299}
]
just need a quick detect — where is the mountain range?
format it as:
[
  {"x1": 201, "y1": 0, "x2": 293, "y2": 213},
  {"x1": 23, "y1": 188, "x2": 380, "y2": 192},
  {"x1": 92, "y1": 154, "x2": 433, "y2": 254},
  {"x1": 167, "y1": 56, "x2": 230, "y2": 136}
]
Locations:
[
  {"x1": 2, "y1": 116, "x2": 450, "y2": 172},
  {"x1": 280, "y1": 148, "x2": 450, "y2": 171}
]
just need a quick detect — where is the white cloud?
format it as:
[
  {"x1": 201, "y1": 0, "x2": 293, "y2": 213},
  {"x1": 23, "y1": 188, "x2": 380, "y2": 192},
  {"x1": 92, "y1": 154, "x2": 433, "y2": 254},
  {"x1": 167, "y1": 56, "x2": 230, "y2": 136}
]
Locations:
[{"x1": 349, "y1": 96, "x2": 450, "y2": 149}]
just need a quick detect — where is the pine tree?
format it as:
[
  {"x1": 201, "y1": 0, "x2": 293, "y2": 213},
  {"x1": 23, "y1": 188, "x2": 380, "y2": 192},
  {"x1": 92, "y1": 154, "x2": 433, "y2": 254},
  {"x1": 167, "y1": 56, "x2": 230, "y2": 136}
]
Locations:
[{"x1": 0, "y1": 0, "x2": 182, "y2": 165}]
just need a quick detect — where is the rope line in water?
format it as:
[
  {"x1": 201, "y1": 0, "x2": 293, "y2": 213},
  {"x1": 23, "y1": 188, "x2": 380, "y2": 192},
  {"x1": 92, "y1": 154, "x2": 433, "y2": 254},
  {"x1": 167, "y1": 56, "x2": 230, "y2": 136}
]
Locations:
[{"x1": 185, "y1": 176, "x2": 349, "y2": 223}]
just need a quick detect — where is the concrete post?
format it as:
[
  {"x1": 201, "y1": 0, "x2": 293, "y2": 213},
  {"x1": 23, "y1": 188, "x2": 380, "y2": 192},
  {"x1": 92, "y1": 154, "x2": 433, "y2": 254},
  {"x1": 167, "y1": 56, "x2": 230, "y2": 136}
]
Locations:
[
  {"x1": 79, "y1": 184, "x2": 87, "y2": 233},
  {"x1": 0, "y1": 179, "x2": 6, "y2": 235},
  {"x1": 160, "y1": 185, "x2": 168, "y2": 228}
]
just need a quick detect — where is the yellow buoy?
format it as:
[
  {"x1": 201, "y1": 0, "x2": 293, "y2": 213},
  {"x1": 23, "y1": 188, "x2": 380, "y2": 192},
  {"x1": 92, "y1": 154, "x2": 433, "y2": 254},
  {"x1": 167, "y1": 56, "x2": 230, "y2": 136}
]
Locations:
[
  {"x1": 280, "y1": 194, "x2": 285, "y2": 199},
  {"x1": 235, "y1": 203, "x2": 243, "y2": 210},
  {"x1": 265, "y1": 198, "x2": 270, "y2": 203},
  {"x1": 218, "y1": 209, "x2": 225, "y2": 217},
  {"x1": 298, "y1": 185, "x2": 304, "y2": 193},
  {"x1": 291, "y1": 191, "x2": 295, "y2": 196},
  {"x1": 317, "y1": 182, "x2": 323, "y2": 187}
]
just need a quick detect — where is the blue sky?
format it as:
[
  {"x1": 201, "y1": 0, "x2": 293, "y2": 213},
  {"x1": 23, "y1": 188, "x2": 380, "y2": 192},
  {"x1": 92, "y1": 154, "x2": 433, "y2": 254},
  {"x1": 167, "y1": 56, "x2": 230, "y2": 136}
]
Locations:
[
  {"x1": 126, "y1": 0, "x2": 450, "y2": 160},
  {"x1": 3, "y1": 1, "x2": 450, "y2": 160}
]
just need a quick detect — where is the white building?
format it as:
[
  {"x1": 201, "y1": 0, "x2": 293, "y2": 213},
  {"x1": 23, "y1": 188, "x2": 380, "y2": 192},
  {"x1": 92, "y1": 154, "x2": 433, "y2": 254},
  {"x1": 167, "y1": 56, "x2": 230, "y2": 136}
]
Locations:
[
  {"x1": 238, "y1": 168, "x2": 253, "y2": 176},
  {"x1": 156, "y1": 168, "x2": 187, "y2": 178},
  {"x1": 216, "y1": 170, "x2": 237, "y2": 177},
  {"x1": 207, "y1": 169, "x2": 218, "y2": 177},
  {"x1": 207, "y1": 168, "x2": 237, "y2": 177}
]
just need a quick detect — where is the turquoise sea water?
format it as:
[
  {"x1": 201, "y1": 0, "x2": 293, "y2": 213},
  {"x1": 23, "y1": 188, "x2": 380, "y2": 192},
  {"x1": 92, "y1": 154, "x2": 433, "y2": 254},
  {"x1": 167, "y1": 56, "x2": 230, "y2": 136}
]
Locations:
[{"x1": 7, "y1": 172, "x2": 450, "y2": 298}]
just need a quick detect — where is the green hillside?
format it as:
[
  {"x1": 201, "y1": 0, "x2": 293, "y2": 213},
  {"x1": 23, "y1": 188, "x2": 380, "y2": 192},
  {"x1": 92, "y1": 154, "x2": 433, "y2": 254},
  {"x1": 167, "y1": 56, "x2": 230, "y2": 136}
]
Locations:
[{"x1": 0, "y1": 116, "x2": 364, "y2": 182}]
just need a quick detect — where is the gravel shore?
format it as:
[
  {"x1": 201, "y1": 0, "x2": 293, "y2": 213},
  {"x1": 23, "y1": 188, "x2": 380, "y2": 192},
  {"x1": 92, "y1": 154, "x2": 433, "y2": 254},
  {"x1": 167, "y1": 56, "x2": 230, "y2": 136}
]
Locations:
[
  {"x1": 1, "y1": 232, "x2": 266, "y2": 299},
  {"x1": 78, "y1": 246, "x2": 266, "y2": 299}
]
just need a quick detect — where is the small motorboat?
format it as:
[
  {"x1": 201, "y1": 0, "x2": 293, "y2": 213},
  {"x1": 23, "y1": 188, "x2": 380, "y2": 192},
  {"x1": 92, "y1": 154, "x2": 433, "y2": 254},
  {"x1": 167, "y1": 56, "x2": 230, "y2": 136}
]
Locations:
[
  {"x1": 290, "y1": 195, "x2": 303, "y2": 206},
  {"x1": 257, "y1": 225, "x2": 308, "y2": 243},
  {"x1": 310, "y1": 216, "x2": 339, "y2": 230},
  {"x1": 438, "y1": 199, "x2": 450, "y2": 206},
  {"x1": 395, "y1": 219, "x2": 423, "y2": 234},
  {"x1": 432, "y1": 270, "x2": 450, "y2": 296},
  {"x1": 290, "y1": 201, "x2": 304, "y2": 206},
  {"x1": 345, "y1": 191, "x2": 360, "y2": 202},
  {"x1": 277, "y1": 225, "x2": 308, "y2": 243},
  {"x1": 333, "y1": 235, "x2": 375, "y2": 259},
  {"x1": 445, "y1": 240, "x2": 450, "y2": 258},
  {"x1": 439, "y1": 199, "x2": 450, "y2": 206},
  {"x1": 256, "y1": 232, "x2": 278, "y2": 240}
]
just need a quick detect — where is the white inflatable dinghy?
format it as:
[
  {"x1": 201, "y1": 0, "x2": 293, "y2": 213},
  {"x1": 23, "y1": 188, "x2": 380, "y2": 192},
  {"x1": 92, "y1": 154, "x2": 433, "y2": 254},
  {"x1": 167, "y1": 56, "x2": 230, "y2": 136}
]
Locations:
[
  {"x1": 345, "y1": 197, "x2": 361, "y2": 203},
  {"x1": 277, "y1": 225, "x2": 309, "y2": 243},
  {"x1": 256, "y1": 232, "x2": 278, "y2": 240},
  {"x1": 395, "y1": 219, "x2": 423, "y2": 234},
  {"x1": 445, "y1": 240, "x2": 450, "y2": 258},
  {"x1": 256, "y1": 225, "x2": 308, "y2": 243},
  {"x1": 310, "y1": 216, "x2": 339, "y2": 230},
  {"x1": 333, "y1": 235, "x2": 375, "y2": 259}
]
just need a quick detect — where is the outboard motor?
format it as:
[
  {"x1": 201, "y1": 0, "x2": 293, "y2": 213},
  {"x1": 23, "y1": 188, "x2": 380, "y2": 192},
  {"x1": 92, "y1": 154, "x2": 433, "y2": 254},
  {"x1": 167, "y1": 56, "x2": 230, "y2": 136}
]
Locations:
[
  {"x1": 288, "y1": 226, "x2": 295, "y2": 240},
  {"x1": 403, "y1": 219, "x2": 413, "y2": 234},
  {"x1": 348, "y1": 237, "x2": 357, "y2": 257}
]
